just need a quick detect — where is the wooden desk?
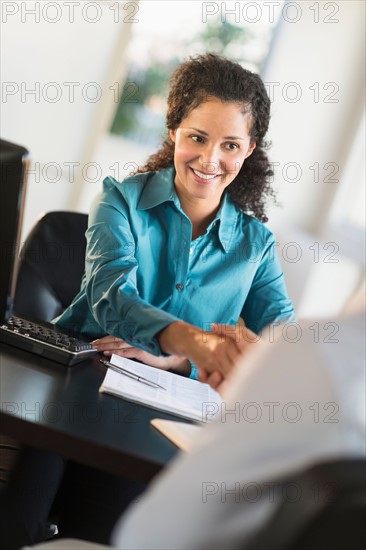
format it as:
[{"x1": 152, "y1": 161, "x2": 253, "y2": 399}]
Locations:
[{"x1": 0, "y1": 343, "x2": 180, "y2": 482}]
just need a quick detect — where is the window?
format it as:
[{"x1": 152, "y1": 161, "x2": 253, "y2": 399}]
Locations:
[
  {"x1": 88, "y1": 1, "x2": 283, "y2": 206},
  {"x1": 327, "y1": 109, "x2": 365, "y2": 265},
  {"x1": 110, "y1": 1, "x2": 283, "y2": 151}
]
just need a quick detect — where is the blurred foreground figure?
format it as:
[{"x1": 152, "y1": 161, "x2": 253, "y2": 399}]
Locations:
[
  {"x1": 113, "y1": 309, "x2": 365, "y2": 549},
  {"x1": 23, "y1": 305, "x2": 365, "y2": 550}
]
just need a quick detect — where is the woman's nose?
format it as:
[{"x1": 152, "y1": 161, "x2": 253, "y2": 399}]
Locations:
[{"x1": 199, "y1": 144, "x2": 222, "y2": 174}]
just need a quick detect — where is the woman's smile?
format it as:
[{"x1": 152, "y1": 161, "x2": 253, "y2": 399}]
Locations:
[{"x1": 189, "y1": 166, "x2": 224, "y2": 184}]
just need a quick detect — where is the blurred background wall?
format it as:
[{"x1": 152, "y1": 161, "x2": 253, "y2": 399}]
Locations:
[{"x1": 1, "y1": 0, "x2": 365, "y2": 319}]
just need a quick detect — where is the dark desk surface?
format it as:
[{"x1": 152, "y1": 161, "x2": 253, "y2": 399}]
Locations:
[{"x1": 0, "y1": 343, "x2": 182, "y2": 482}]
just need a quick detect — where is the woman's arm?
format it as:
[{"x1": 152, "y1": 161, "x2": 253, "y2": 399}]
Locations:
[
  {"x1": 91, "y1": 321, "x2": 248, "y2": 378},
  {"x1": 241, "y1": 239, "x2": 295, "y2": 334},
  {"x1": 84, "y1": 179, "x2": 181, "y2": 356}
]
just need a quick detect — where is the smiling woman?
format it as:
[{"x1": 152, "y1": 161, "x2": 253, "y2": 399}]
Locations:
[{"x1": 56, "y1": 53, "x2": 294, "y2": 380}]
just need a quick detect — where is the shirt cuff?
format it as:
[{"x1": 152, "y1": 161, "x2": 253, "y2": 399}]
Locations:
[
  {"x1": 110, "y1": 301, "x2": 181, "y2": 357},
  {"x1": 189, "y1": 362, "x2": 198, "y2": 380}
]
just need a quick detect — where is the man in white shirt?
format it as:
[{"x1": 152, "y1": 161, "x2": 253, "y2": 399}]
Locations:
[
  {"x1": 24, "y1": 308, "x2": 365, "y2": 549},
  {"x1": 112, "y1": 311, "x2": 365, "y2": 549}
]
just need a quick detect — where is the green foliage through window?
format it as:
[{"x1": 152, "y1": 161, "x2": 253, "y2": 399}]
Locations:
[{"x1": 110, "y1": 18, "x2": 267, "y2": 148}]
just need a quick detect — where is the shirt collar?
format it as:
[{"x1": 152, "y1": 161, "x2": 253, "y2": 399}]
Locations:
[
  {"x1": 137, "y1": 166, "x2": 178, "y2": 210},
  {"x1": 137, "y1": 166, "x2": 239, "y2": 253},
  {"x1": 210, "y1": 192, "x2": 239, "y2": 253}
]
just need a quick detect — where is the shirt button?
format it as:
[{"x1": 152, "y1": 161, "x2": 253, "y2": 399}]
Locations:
[
  {"x1": 176, "y1": 283, "x2": 184, "y2": 291},
  {"x1": 189, "y1": 248, "x2": 193, "y2": 255}
]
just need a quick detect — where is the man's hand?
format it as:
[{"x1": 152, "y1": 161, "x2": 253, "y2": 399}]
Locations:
[
  {"x1": 196, "y1": 322, "x2": 261, "y2": 392},
  {"x1": 91, "y1": 336, "x2": 190, "y2": 374},
  {"x1": 198, "y1": 368, "x2": 226, "y2": 393}
]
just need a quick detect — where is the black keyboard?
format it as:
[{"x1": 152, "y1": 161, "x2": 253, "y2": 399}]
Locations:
[{"x1": 0, "y1": 315, "x2": 97, "y2": 366}]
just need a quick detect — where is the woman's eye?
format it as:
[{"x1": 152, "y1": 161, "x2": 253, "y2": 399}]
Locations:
[
  {"x1": 225, "y1": 142, "x2": 239, "y2": 150},
  {"x1": 191, "y1": 135, "x2": 204, "y2": 143}
]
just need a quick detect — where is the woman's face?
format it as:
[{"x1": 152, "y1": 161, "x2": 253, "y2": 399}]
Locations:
[{"x1": 169, "y1": 98, "x2": 256, "y2": 208}]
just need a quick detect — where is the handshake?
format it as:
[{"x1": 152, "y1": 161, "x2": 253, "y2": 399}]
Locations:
[{"x1": 92, "y1": 318, "x2": 261, "y2": 393}]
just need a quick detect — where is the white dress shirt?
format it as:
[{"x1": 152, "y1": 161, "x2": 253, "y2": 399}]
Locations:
[{"x1": 113, "y1": 313, "x2": 365, "y2": 549}]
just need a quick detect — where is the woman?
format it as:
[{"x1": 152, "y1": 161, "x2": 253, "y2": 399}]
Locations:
[
  {"x1": 56, "y1": 53, "x2": 294, "y2": 381},
  {"x1": 1, "y1": 54, "x2": 295, "y2": 549}
]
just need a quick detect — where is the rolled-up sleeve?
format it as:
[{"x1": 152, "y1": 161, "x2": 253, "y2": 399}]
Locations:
[
  {"x1": 84, "y1": 178, "x2": 179, "y2": 355},
  {"x1": 241, "y1": 238, "x2": 295, "y2": 334}
]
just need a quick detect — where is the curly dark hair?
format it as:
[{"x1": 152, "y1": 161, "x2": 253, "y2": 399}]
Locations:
[{"x1": 135, "y1": 53, "x2": 274, "y2": 222}]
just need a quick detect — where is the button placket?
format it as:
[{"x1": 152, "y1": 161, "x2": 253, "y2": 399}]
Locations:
[{"x1": 171, "y1": 217, "x2": 190, "y2": 306}]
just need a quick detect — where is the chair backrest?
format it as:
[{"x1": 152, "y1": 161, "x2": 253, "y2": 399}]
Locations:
[
  {"x1": 245, "y1": 458, "x2": 366, "y2": 550},
  {"x1": 14, "y1": 211, "x2": 88, "y2": 322}
]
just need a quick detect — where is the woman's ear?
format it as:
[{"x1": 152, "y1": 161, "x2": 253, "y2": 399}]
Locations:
[
  {"x1": 245, "y1": 141, "x2": 256, "y2": 159},
  {"x1": 169, "y1": 129, "x2": 176, "y2": 143}
]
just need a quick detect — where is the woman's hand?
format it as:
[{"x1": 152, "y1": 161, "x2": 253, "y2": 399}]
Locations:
[
  {"x1": 91, "y1": 336, "x2": 191, "y2": 374},
  {"x1": 158, "y1": 320, "x2": 261, "y2": 383}
]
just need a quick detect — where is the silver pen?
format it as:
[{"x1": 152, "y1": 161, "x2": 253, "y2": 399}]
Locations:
[{"x1": 100, "y1": 359, "x2": 167, "y2": 391}]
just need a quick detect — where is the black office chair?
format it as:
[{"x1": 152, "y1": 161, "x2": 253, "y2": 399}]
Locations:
[
  {"x1": 214, "y1": 458, "x2": 366, "y2": 550},
  {"x1": 14, "y1": 211, "x2": 88, "y2": 321},
  {"x1": 1, "y1": 211, "x2": 88, "y2": 538}
]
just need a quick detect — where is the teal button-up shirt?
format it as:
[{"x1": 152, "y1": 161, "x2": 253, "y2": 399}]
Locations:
[{"x1": 55, "y1": 166, "x2": 294, "y2": 360}]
